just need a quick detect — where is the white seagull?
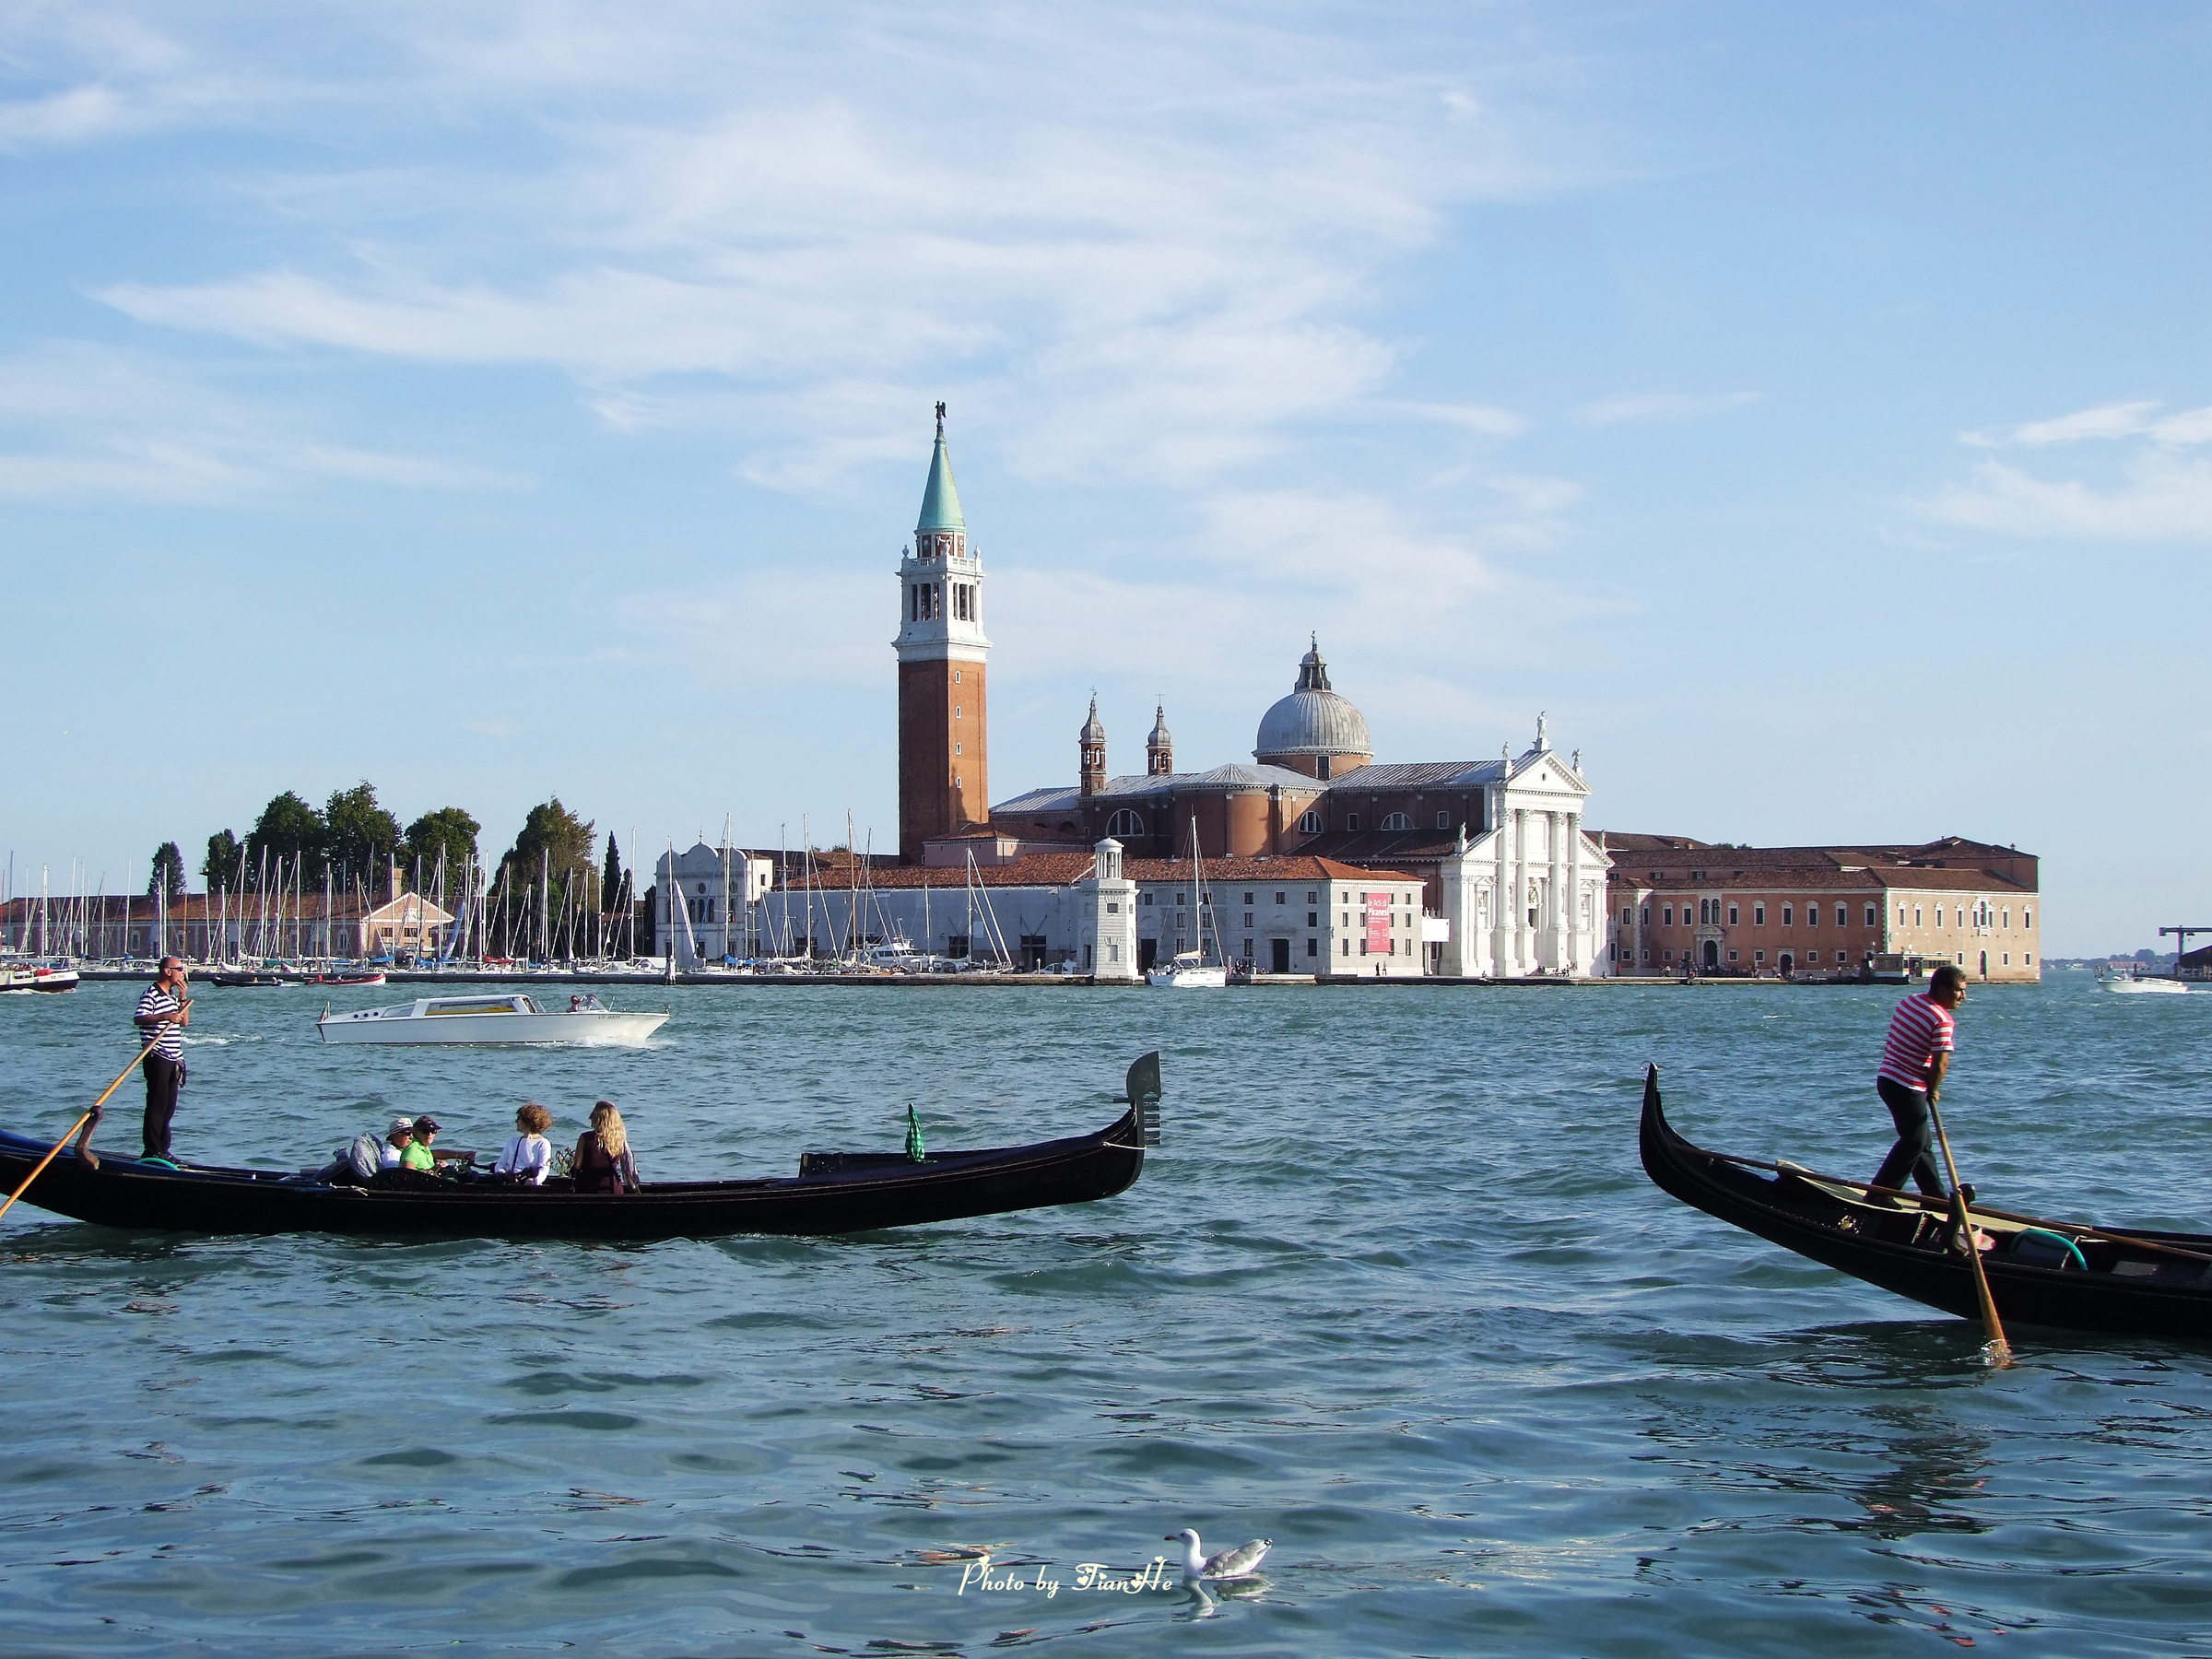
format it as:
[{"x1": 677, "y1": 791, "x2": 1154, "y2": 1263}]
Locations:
[{"x1": 1166, "y1": 1527, "x2": 1272, "y2": 1582}]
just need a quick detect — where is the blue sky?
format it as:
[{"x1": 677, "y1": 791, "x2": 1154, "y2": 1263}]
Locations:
[{"x1": 4, "y1": 3, "x2": 2206, "y2": 956}]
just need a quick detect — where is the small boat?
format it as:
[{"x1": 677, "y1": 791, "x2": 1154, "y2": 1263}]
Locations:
[
  {"x1": 1639, "y1": 1067, "x2": 2212, "y2": 1339},
  {"x1": 0, "y1": 1053, "x2": 1164, "y2": 1240},
  {"x1": 313, "y1": 970, "x2": 388, "y2": 986},
  {"x1": 0, "y1": 962, "x2": 78, "y2": 994},
  {"x1": 317, "y1": 991, "x2": 670, "y2": 1045},
  {"x1": 2103, "y1": 973, "x2": 2189, "y2": 994},
  {"x1": 211, "y1": 971, "x2": 293, "y2": 988},
  {"x1": 1147, "y1": 817, "x2": 1230, "y2": 989}
]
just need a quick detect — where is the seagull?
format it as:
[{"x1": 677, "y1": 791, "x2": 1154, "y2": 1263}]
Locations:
[{"x1": 1165, "y1": 1527, "x2": 1271, "y2": 1582}]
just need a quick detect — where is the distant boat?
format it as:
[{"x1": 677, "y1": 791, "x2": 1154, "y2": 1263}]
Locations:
[
  {"x1": 0, "y1": 962, "x2": 77, "y2": 994},
  {"x1": 1147, "y1": 818, "x2": 1229, "y2": 989},
  {"x1": 313, "y1": 970, "x2": 388, "y2": 986},
  {"x1": 2104, "y1": 973, "x2": 2189, "y2": 994},
  {"x1": 211, "y1": 971, "x2": 292, "y2": 988},
  {"x1": 318, "y1": 991, "x2": 670, "y2": 1045}
]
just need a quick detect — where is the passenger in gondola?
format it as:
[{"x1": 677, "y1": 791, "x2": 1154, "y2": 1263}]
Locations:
[
  {"x1": 379, "y1": 1116, "x2": 415, "y2": 1170},
  {"x1": 491, "y1": 1102, "x2": 556, "y2": 1185},
  {"x1": 572, "y1": 1100, "x2": 641, "y2": 1194}
]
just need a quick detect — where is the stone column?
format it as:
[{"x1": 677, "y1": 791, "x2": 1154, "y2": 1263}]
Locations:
[
  {"x1": 1491, "y1": 803, "x2": 1512, "y2": 976},
  {"x1": 1567, "y1": 812, "x2": 1583, "y2": 975}
]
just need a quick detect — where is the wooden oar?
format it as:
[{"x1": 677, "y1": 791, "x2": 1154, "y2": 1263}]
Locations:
[
  {"x1": 1926, "y1": 1094, "x2": 2013, "y2": 1368},
  {"x1": 0, "y1": 1038, "x2": 159, "y2": 1224}
]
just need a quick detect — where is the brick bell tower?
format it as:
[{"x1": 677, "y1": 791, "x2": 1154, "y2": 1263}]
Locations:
[{"x1": 895, "y1": 404, "x2": 991, "y2": 861}]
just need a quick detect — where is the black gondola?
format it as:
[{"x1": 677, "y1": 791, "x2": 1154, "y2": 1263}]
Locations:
[
  {"x1": 0, "y1": 1053, "x2": 1163, "y2": 1241},
  {"x1": 1639, "y1": 1065, "x2": 2212, "y2": 1340}
]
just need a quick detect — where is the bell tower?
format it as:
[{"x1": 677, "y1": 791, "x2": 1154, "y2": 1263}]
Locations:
[
  {"x1": 1079, "y1": 695, "x2": 1108, "y2": 796},
  {"x1": 895, "y1": 404, "x2": 991, "y2": 860}
]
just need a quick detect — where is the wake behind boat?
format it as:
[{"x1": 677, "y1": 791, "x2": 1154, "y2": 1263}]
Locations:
[
  {"x1": 0, "y1": 1053, "x2": 1164, "y2": 1240},
  {"x1": 318, "y1": 992, "x2": 669, "y2": 1045},
  {"x1": 1639, "y1": 1066, "x2": 2212, "y2": 1339}
]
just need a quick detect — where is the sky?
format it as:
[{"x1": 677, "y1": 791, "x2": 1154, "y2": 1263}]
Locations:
[{"x1": 3, "y1": 2, "x2": 2208, "y2": 957}]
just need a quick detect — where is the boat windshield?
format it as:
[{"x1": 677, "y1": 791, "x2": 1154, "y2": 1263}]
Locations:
[{"x1": 424, "y1": 997, "x2": 525, "y2": 1016}]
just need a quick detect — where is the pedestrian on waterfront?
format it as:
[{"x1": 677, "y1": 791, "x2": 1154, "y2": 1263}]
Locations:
[
  {"x1": 131, "y1": 958, "x2": 192, "y2": 1162},
  {"x1": 1871, "y1": 962, "x2": 1967, "y2": 1200},
  {"x1": 572, "y1": 1100, "x2": 641, "y2": 1194}
]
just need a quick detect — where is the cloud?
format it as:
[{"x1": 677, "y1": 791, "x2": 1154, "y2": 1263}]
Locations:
[
  {"x1": 1924, "y1": 454, "x2": 2212, "y2": 542},
  {"x1": 0, "y1": 343, "x2": 524, "y2": 502},
  {"x1": 1929, "y1": 396, "x2": 2212, "y2": 540},
  {"x1": 1571, "y1": 390, "x2": 1763, "y2": 427},
  {"x1": 1962, "y1": 399, "x2": 2212, "y2": 449},
  {"x1": 63, "y1": 4, "x2": 1608, "y2": 492}
]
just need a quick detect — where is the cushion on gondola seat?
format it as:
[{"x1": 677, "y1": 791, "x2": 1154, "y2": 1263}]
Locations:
[{"x1": 2010, "y1": 1227, "x2": 2088, "y2": 1271}]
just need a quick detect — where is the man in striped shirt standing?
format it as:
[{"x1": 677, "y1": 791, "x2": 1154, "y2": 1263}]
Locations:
[
  {"x1": 131, "y1": 958, "x2": 193, "y2": 1162},
  {"x1": 1871, "y1": 962, "x2": 1968, "y2": 1200}
]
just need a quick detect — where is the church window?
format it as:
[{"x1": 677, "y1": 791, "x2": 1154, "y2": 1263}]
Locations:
[
  {"x1": 2024, "y1": 909, "x2": 2033, "y2": 928},
  {"x1": 1663, "y1": 905, "x2": 1673, "y2": 925},
  {"x1": 1142, "y1": 892, "x2": 1152, "y2": 904},
  {"x1": 1727, "y1": 904, "x2": 1739, "y2": 925},
  {"x1": 953, "y1": 669, "x2": 961, "y2": 683},
  {"x1": 2002, "y1": 908, "x2": 2010, "y2": 929},
  {"x1": 1342, "y1": 939, "x2": 1350, "y2": 957},
  {"x1": 1106, "y1": 902, "x2": 1118, "y2": 913},
  {"x1": 1807, "y1": 905, "x2": 1818, "y2": 927},
  {"x1": 1914, "y1": 906, "x2": 1922, "y2": 926},
  {"x1": 1865, "y1": 904, "x2": 1877, "y2": 926},
  {"x1": 1107, "y1": 809, "x2": 1145, "y2": 838},
  {"x1": 1346, "y1": 814, "x2": 1360, "y2": 831},
  {"x1": 1753, "y1": 903, "x2": 1765, "y2": 924},
  {"x1": 1437, "y1": 811, "x2": 1450, "y2": 830},
  {"x1": 1380, "y1": 812, "x2": 1412, "y2": 831},
  {"x1": 1298, "y1": 811, "x2": 1322, "y2": 833},
  {"x1": 1640, "y1": 906, "x2": 1649, "y2": 925},
  {"x1": 953, "y1": 706, "x2": 960, "y2": 718},
  {"x1": 1783, "y1": 905, "x2": 1793, "y2": 926},
  {"x1": 955, "y1": 743, "x2": 961, "y2": 755}
]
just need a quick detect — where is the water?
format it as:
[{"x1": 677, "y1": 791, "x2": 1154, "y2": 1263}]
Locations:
[{"x1": 3, "y1": 974, "x2": 2209, "y2": 1657}]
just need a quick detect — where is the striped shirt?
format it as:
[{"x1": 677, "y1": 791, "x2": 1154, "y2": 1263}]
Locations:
[
  {"x1": 1877, "y1": 992, "x2": 1954, "y2": 1090},
  {"x1": 134, "y1": 984, "x2": 184, "y2": 1061}
]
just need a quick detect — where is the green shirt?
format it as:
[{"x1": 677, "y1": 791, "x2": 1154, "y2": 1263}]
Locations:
[{"x1": 400, "y1": 1141, "x2": 434, "y2": 1171}]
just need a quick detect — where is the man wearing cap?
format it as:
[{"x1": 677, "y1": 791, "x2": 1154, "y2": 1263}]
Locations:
[
  {"x1": 401, "y1": 1116, "x2": 441, "y2": 1171},
  {"x1": 379, "y1": 1117, "x2": 416, "y2": 1171}
]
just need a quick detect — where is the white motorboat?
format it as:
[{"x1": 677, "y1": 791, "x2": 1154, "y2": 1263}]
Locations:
[
  {"x1": 0, "y1": 961, "x2": 78, "y2": 994},
  {"x1": 316, "y1": 992, "x2": 671, "y2": 1045},
  {"x1": 2104, "y1": 974, "x2": 2189, "y2": 994}
]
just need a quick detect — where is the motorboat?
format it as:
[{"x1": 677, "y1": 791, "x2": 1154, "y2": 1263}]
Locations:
[
  {"x1": 312, "y1": 969, "x2": 388, "y2": 986},
  {"x1": 0, "y1": 961, "x2": 78, "y2": 994},
  {"x1": 317, "y1": 991, "x2": 670, "y2": 1045},
  {"x1": 2103, "y1": 971, "x2": 2189, "y2": 994},
  {"x1": 0, "y1": 1053, "x2": 1164, "y2": 1241}
]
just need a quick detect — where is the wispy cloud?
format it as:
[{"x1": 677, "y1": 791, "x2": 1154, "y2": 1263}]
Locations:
[
  {"x1": 0, "y1": 343, "x2": 524, "y2": 502},
  {"x1": 1929, "y1": 397, "x2": 2212, "y2": 540},
  {"x1": 65, "y1": 5, "x2": 1606, "y2": 493},
  {"x1": 1571, "y1": 390, "x2": 1763, "y2": 427}
]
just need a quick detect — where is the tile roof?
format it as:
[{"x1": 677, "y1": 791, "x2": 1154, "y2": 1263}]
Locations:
[{"x1": 994, "y1": 762, "x2": 1323, "y2": 817}]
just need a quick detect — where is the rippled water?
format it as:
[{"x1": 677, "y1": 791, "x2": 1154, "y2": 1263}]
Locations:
[{"x1": 3, "y1": 974, "x2": 2209, "y2": 1657}]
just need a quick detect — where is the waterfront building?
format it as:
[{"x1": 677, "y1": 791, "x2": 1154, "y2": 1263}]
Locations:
[
  {"x1": 0, "y1": 892, "x2": 448, "y2": 961},
  {"x1": 1601, "y1": 835, "x2": 2041, "y2": 982},
  {"x1": 653, "y1": 842, "x2": 780, "y2": 962}
]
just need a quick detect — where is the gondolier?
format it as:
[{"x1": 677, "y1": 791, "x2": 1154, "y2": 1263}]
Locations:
[
  {"x1": 1871, "y1": 962, "x2": 1966, "y2": 1200},
  {"x1": 132, "y1": 958, "x2": 193, "y2": 1162}
]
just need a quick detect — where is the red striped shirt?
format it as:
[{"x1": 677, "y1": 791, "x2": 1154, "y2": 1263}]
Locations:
[{"x1": 1877, "y1": 993, "x2": 1954, "y2": 1089}]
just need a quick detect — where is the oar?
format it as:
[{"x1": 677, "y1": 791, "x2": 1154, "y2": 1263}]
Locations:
[
  {"x1": 0, "y1": 1038, "x2": 159, "y2": 1223},
  {"x1": 1926, "y1": 1094, "x2": 2013, "y2": 1368}
]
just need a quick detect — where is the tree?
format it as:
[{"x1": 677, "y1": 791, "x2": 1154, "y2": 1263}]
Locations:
[
  {"x1": 203, "y1": 830, "x2": 242, "y2": 891},
  {"x1": 324, "y1": 782, "x2": 403, "y2": 879},
  {"x1": 244, "y1": 792, "x2": 324, "y2": 887},
  {"x1": 148, "y1": 842, "x2": 186, "y2": 900},
  {"x1": 501, "y1": 799, "x2": 597, "y2": 893},
  {"x1": 601, "y1": 832, "x2": 624, "y2": 913},
  {"x1": 405, "y1": 806, "x2": 481, "y2": 887}
]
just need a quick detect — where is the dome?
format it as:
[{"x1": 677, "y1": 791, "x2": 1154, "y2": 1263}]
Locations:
[
  {"x1": 1078, "y1": 695, "x2": 1106, "y2": 745},
  {"x1": 1254, "y1": 638, "x2": 1371, "y2": 760}
]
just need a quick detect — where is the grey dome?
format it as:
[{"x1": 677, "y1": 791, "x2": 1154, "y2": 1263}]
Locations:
[{"x1": 1254, "y1": 638, "x2": 1371, "y2": 760}]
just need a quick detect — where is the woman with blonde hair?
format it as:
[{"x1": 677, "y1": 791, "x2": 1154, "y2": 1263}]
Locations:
[{"x1": 572, "y1": 1100, "x2": 641, "y2": 1194}]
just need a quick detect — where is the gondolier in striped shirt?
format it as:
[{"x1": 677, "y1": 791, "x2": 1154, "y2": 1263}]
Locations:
[
  {"x1": 1871, "y1": 962, "x2": 1967, "y2": 1200},
  {"x1": 131, "y1": 958, "x2": 193, "y2": 1162}
]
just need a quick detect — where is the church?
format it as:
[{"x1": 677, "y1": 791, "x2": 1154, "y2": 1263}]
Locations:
[{"x1": 892, "y1": 409, "x2": 1615, "y2": 978}]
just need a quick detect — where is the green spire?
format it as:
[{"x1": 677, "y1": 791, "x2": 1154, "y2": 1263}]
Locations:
[
  {"x1": 904, "y1": 1104, "x2": 927, "y2": 1162},
  {"x1": 916, "y1": 402, "x2": 966, "y2": 534}
]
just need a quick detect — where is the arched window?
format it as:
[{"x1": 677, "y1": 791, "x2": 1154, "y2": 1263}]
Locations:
[
  {"x1": 1297, "y1": 810, "x2": 1322, "y2": 834},
  {"x1": 1379, "y1": 812, "x2": 1412, "y2": 831},
  {"x1": 1106, "y1": 809, "x2": 1145, "y2": 838}
]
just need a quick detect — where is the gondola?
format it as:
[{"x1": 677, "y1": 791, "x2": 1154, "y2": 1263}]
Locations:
[
  {"x1": 0, "y1": 1053, "x2": 1163, "y2": 1241},
  {"x1": 1639, "y1": 1065, "x2": 2212, "y2": 1339}
]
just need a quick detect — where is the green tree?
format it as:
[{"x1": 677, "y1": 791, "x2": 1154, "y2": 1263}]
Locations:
[
  {"x1": 148, "y1": 842, "x2": 186, "y2": 900},
  {"x1": 501, "y1": 798, "x2": 596, "y2": 893},
  {"x1": 324, "y1": 782, "x2": 404, "y2": 878},
  {"x1": 405, "y1": 806, "x2": 481, "y2": 887},
  {"x1": 203, "y1": 829, "x2": 242, "y2": 891},
  {"x1": 601, "y1": 831, "x2": 624, "y2": 913},
  {"x1": 245, "y1": 792, "x2": 324, "y2": 887}
]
